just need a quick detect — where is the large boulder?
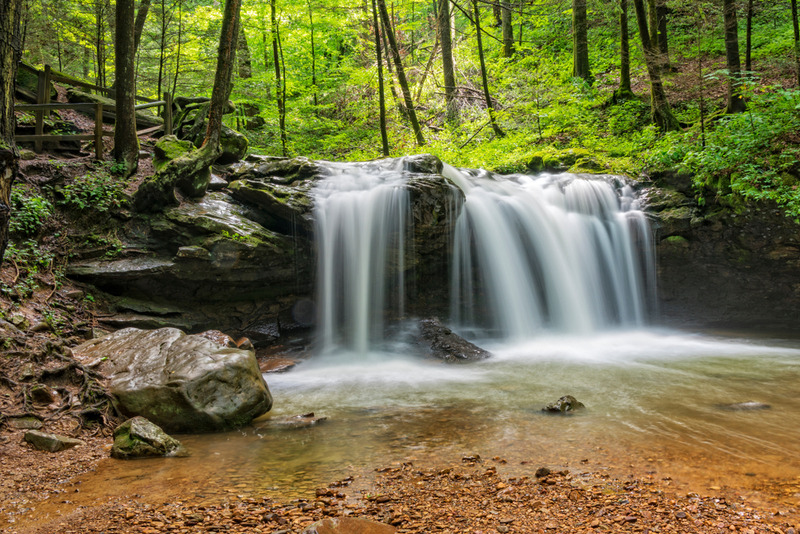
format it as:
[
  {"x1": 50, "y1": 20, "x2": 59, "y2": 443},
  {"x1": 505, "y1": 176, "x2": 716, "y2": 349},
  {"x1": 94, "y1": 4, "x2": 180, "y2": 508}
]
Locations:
[{"x1": 74, "y1": 327, "x2": 272, "y2": 433}]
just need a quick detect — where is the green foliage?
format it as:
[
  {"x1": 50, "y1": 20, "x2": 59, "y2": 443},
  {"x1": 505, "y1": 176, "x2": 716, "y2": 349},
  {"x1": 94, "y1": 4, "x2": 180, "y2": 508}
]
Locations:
[
  {"x1": 9, "y1": 186, "x2": 53, "y2": 237},
  {"x1": 0, "y1": 240, "x2": 56, "y2": 301},
  {"x1": 57, "y1": 165, "x2": 130, "y2": 213}
]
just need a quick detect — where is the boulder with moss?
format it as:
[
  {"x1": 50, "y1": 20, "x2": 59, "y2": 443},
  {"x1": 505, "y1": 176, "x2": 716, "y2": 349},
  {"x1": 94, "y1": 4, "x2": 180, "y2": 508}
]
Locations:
[
  {"x1": 111, "y1": 416, "x2": 188, "y2": 459},
  {"x1": 74, "y1": 327, "x2": 273, "y2": 433}
]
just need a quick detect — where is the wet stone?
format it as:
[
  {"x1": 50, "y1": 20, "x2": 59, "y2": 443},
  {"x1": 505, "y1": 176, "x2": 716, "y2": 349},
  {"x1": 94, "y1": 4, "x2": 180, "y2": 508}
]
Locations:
[{"x1": 542, "y1": 395, "x2": 586, "y2": 414}]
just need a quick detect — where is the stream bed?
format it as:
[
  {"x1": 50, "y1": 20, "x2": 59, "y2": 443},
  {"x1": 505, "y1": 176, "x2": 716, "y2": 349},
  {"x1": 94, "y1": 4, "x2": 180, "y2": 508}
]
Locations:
[{"x1": 26, "y1": 328, "x2": 800, "y2": 520}]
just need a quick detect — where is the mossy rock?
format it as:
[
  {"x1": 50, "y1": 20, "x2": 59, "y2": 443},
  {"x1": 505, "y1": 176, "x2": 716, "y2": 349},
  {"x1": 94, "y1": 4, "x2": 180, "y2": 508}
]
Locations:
[
  {"x1": 111, "y1": 416, "x2": 188, "y2": 459},
  {"x1": 154, "y1": 135, "x2": 195, "y2": 172}
]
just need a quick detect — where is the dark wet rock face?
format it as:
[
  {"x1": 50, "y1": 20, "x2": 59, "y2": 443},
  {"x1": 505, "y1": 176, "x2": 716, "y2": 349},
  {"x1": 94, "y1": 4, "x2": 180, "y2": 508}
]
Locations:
[
  {"x1": 74, "y1": 327, "x2": 272, "y2": 433},
  {"x1": 111, "y1": 416, "x2": 188, "y2": 459},
  {"x1": 645, "y1": 180, "x2": 800, "y2": 330},
  {"x1": 418, "y1": 317, "x2": 491, "y2": 362}
]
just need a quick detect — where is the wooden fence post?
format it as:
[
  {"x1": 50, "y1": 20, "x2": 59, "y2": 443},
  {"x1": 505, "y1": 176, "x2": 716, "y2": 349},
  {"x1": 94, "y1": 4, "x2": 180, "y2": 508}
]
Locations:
[
  {"x1": 95, "y1": 103, "x2": 104, "y2": 160},
  {"x1": 163, "y1": 92, "x2": 173, "y2": 136}
]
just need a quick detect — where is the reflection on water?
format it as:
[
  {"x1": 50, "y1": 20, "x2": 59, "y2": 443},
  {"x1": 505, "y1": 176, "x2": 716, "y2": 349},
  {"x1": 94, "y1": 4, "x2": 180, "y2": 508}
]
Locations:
[{"x1": 21, "y1": 330, "x2": 800, "y2": 522}]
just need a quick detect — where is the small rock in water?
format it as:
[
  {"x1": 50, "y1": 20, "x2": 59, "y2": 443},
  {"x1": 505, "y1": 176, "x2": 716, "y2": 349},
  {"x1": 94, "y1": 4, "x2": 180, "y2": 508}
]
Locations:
[
  {"x1": 542, "y1": 395, "x2": 586, "y2": 414},
  {"x1": 259, "y1": 413, "x2": 327, "y2": 430},
  {"x1": 111, "y1": 416, "x2": 188, "y2": 459},
  {"x1": 535, "y1": 467, "x2": 552, "y2": 478},
  {"x1": 418, "y1": 317, "x2": 491, "y2": 362},
  {"x1": 717, "y1": 401, "x2": 771, "y2": 411}
]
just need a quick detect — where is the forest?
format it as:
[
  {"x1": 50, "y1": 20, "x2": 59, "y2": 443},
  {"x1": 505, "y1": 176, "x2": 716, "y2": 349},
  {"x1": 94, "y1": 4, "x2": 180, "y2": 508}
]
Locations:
[
  {"x1": 3, "y1": 2, "x2": 800, "y2": 532},
  {"x1": 5, "y1": 0, "x2": 800, "y2": 241}
]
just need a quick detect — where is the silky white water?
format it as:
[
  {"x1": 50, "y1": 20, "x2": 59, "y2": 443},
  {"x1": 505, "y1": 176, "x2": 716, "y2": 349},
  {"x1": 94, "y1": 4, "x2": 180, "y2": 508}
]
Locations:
[
  {"x1": 313, "y1": 161, "x2": 411, "y2": 354},
  {"x1": 448, "y1": 167, "x2": 654, "y2": 338}
]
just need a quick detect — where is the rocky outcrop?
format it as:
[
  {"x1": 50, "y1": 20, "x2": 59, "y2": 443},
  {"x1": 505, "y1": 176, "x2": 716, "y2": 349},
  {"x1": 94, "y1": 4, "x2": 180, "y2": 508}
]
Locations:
[
  {"x1": 111, "y1": 416, "x2": 188, "y2": 459},
  {"x1": 68, "y1": 155, "x2": 459, "y2": 337},
  {"x1": 418, "y1": 317, "x2": 491, "y2": 362},
  {"x1": 645, "y1": 176, "x2": 800, "y2": 329},
  {"x1": 74, "y1": 327, "x2": 272, "y2": 433}
]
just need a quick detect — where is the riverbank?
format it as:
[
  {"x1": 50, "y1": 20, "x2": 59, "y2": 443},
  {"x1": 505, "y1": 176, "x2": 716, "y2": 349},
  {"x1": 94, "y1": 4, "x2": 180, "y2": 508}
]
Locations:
[{"x1": 1, "y1": 432, "x2": 798, "y2": 534}]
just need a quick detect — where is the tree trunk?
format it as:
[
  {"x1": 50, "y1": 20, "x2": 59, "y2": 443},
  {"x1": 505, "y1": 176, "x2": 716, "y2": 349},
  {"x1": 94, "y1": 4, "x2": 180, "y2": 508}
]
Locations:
[
  {"x1": 1, "y1": 0, "x2": 23, "y2": 266},
  {"x1": 723, "y1": 0, "x2": 746, "y2": 113},
  {"x1": 438, "y1": 0, "x2": 458, "y2": 124},
  {"x1": 792, "y1": 0, "x2": 800, "y2": 86},
  {"x1": 501, "y1": 1, "x2": 514, "y2": 58},
  {"x1": 157, "y1": 0, "x2": 167, "y2": 98},
  {"x1": 655, "y1": 0, "x2": 669, "y2": 71},
  {"x1": 473, "y1": 0, "x2": 505, "y2": 138},
  {"x1": 134, "y1": 0, "x2": 241, "y2": 212},
  {"x1": 133, "y1": 0, "x2": 152, "y2": 56},
  {"x1": 237, "y1": 27, "x2": 252, "y2": 79},
  {"x1": 272, "y1": 0, "x2": 287, "y2": 156},
  {"x1": 380, "y1": 9, "x2": 403, "y2": 117},
  {"x1": 371, "y1": 0, "x2": 389, "y2": 156},
  {"x1": 647, "y1": 0, "x2": 658, "y2": 46},
  {"x1": 308, "y1": 0, "x2": 318, "y2": 107},
  {"x1": 377, "y1": 0, "x2": 426, "y2": 146},
  {"x1": 617, "y1": 0, "x2": 634, "y2": 99},
  {"x1": 171, "y1": 0, "x2": 183, "y2": 97},
  {"x1": 114, "y1": 0, "x2": 139, "y2": 177},
  {"x1": 745, "y1": 0, "x2": 753, "y2": 72},
  {"x1": 631, "y1": 0, "x2": 679, "y2": 131},
  {"x1": 572, "y1": 0, "x2": 591, "y2": 83}
]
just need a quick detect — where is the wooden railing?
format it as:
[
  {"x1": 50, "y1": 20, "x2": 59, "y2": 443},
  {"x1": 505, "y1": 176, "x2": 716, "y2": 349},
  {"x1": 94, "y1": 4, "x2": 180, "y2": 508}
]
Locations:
[{"x1": 15, "y1": 64, "x2": 174, "y2": 159}]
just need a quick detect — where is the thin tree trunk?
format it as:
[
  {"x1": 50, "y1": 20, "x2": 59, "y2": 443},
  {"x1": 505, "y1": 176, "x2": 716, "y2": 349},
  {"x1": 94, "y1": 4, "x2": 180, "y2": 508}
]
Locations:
[
  {"x1": 647, "y1": 0, "x2": 658, "y2": 46},
  {"x1": 572, "y1": 0, "x2": 591, "y2": 83},
  {"x1": 371, "y1": 0, "x2": 389, "y2": 156},
  {"x1": 1, "y1": 0, "x2": 24, "y2": 266},
  {"x1": 791, "y1": 0, "x2": 800, "y2": 86},
  {"x1": 377, "y1": 0, "x2": 426, "y2": 146},
  {"x1": 133, "y1": 0, "x2": 152, "y2": 56},
  {"x1": 171, "y1": 0, "x2": 182, "y2": 97},
  {"x1": 501, "y1": 1, "x2": 514, "y2": 57},
  {"x1": 696, "y1": 8, "x2": 706, "y2": 148},
  {"x1": 473, "y1": 0, "x2": 505, "y2": 138},
  {"x1": 157, "y1": 0, "x2": 167, "y2": 98},
  {"x1": 95, "y1": 1, "x2": 106, "y2": 88},
  {"x1": 745, "y1": 0, "x2": 753, "y2": 73},
  {"x1": 631, "y1": 0, "x2": 679, "y2": 131},
  {"x1": 237, "y1": 27, "x2": 252, "y2": 78},
  {"x1": 439, "y1": 0, "x2": 458, "y2": 124},
  {"x1": 272, "y1": 0, "x2": 287, "y2": 155},
  {"x1": 415, "y1": 34, "x2": 438, "y2": 103},
  {"x1": 380, "y1": 12, "x2": 402, "y2": 115},
  {"x1": 308, "y1": 0, "x2": 318, "y2": 107},
  {"x1": 617, "y1": 0, "x2": 634, "y2": 99},
  {"x1": 114, "y1": 0, "x2": 139, "y2": 177},
  {"x1": 723, "y1": 0, "x2": 746, "y2": 113},
  {"x1": 656, "y1": 0, "x2": 669, "y2": 71}
]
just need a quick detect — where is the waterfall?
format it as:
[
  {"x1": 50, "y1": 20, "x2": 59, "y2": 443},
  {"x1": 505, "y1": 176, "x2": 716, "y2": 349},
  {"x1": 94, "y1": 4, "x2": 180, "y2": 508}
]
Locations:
[
  {"x1": 447, "y1": 166, "x2": 655, "y2": 339},
  {"x1": 312, "y1": 159, "x2": 655, "y2": 354},
  {"x1": 313, "y1": 162, "x2": 412, "y2": 354}
]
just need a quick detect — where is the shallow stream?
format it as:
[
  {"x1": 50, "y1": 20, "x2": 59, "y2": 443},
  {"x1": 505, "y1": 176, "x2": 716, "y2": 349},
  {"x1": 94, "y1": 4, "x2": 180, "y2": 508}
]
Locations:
[{"x1": 28, "y1": 328, "x2": 800, "y2": 519}]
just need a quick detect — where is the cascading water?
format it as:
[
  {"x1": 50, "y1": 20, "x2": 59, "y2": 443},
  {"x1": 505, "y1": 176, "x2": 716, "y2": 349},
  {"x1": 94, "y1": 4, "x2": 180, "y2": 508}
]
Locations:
[
  {"x1": 313, "y1": 161, "x2": 411, "y2": 354},
  {"x1": 447, "y1": 166, "x2": 655, "y2": 338},
  {"x1": 313, "y1": 158, "x2": 655, "y2": 353}
]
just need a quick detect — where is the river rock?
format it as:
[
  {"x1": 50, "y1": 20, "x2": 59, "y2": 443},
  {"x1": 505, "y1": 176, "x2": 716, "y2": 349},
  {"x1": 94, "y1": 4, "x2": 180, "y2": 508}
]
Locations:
[
  {"x1": 717, "y1": 401, "x2": 771, "y2": 411},
  {"x1": 24, "y1": 430, "x2": 85, "y2": 452},
  {"x1": 74, "y1": 327, "x2": 272, "y2": 433},
  {"x1": 542, "y1": 395, "x2": 585, "y2": 414},
  {"x1": 303, "y1": 517, "x2": 396, "y2": 534},
  {"x1": 111, "y1": 416, "x2": 188, "y2": 459},
  {"x1": 418, "y1": 317, "x2": 491, "y2": 362}
]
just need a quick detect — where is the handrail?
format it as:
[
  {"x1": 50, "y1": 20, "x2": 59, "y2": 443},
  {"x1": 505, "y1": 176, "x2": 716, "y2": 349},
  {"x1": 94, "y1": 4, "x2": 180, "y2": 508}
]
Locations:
[{"x1": 15, "y1": 64, "x2": 174, "y2": 159}]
